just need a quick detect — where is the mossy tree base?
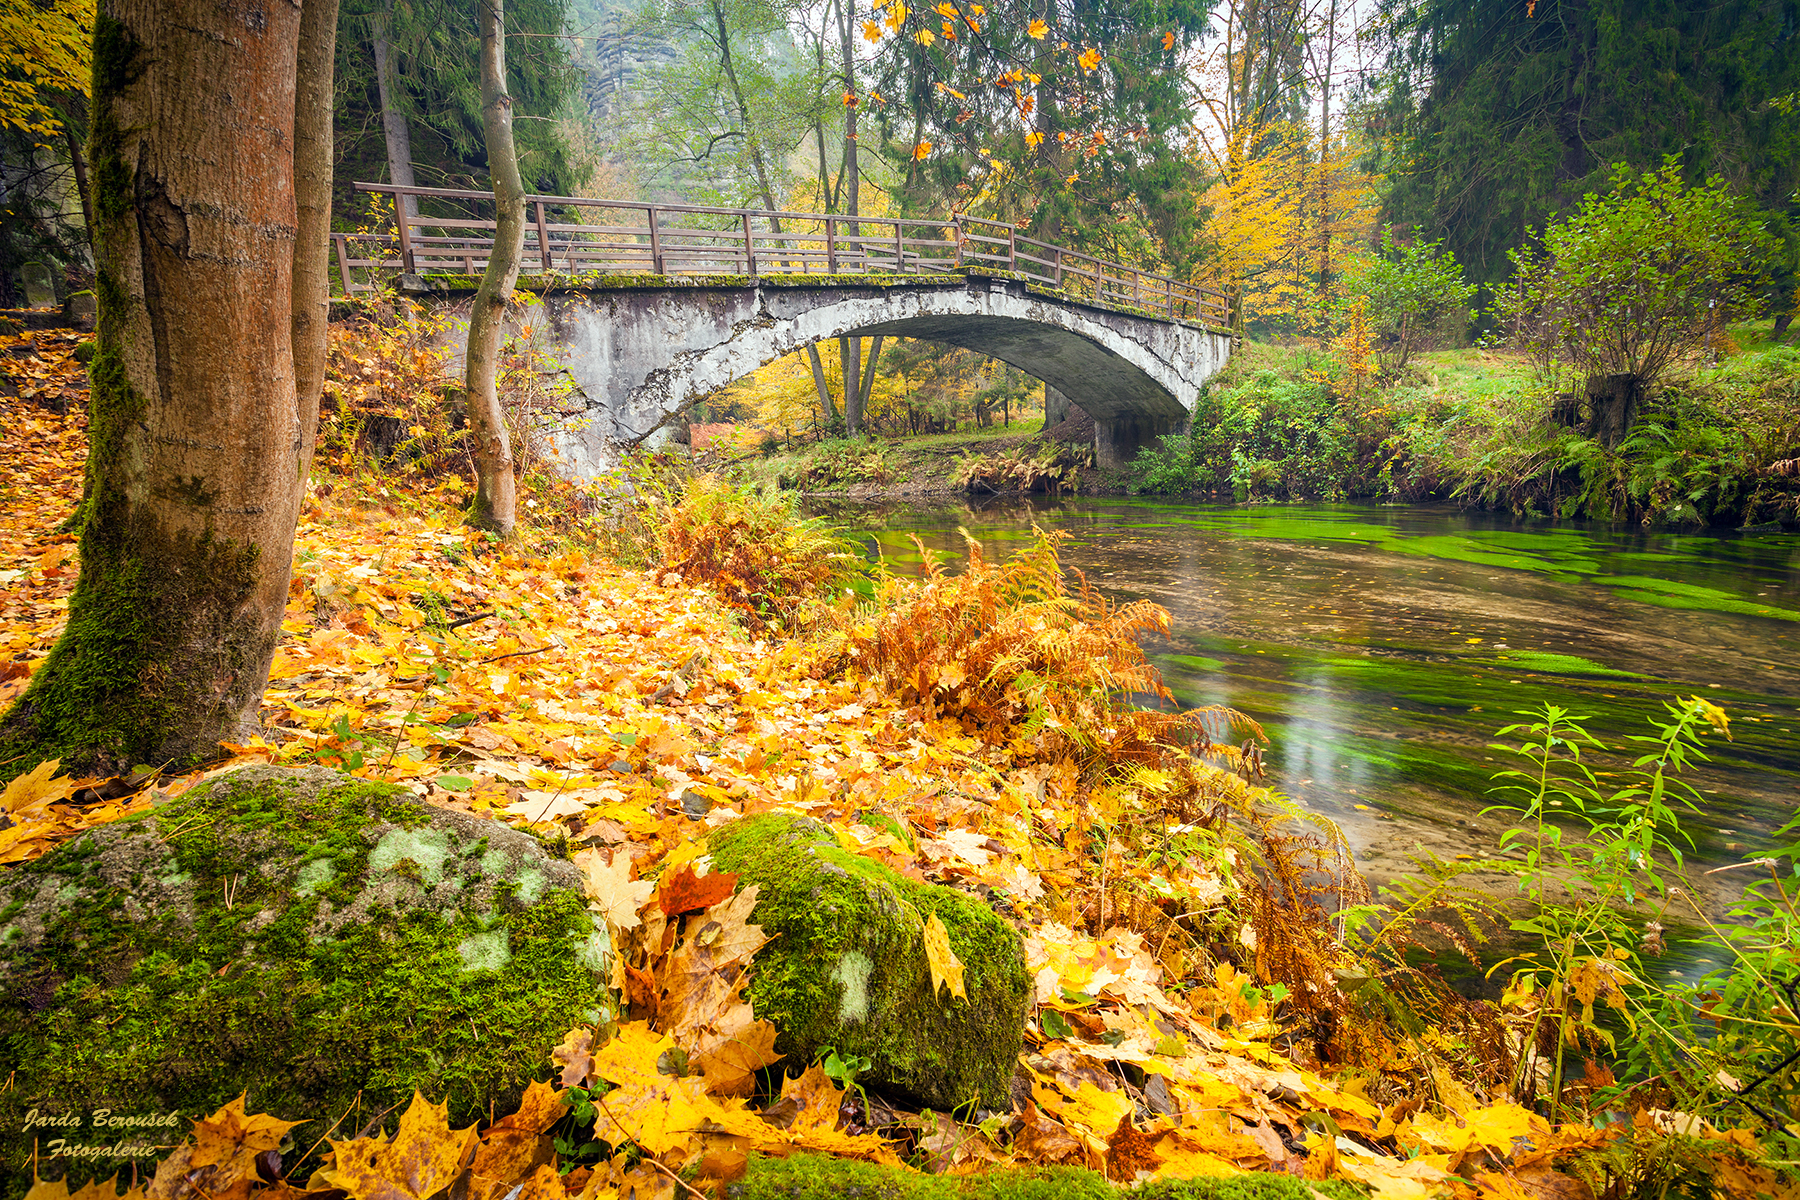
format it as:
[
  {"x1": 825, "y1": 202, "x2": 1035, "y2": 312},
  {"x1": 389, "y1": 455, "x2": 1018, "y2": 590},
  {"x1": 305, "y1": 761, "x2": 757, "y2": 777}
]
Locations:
[
  {"x1": 708, "y1": 814, "x2": 1031, "y2": 1113},
  {"x1": 0, "y1": 765, "x2": 615, "y2": 1195}
]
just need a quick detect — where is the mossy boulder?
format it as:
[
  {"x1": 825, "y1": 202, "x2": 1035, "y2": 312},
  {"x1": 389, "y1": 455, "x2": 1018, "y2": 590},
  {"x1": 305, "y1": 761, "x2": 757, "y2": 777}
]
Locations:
[
  {"x1": 0, "y1": 765, "x2": 615, "y2": 1192},
  {"x1": 709, "y1": 813, "x2": 1030, "y2": 1113}
]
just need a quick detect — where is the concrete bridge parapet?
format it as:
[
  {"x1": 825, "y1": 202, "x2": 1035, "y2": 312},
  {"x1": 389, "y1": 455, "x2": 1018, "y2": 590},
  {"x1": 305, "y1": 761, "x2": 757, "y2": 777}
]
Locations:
[{"x1": 425, "y1": 272, "x2": 1231, "y2": 475}]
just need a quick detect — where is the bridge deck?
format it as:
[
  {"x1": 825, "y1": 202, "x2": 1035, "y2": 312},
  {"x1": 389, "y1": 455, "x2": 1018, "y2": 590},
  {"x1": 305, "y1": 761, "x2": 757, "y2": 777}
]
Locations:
[{"x1": 338, "y1": 183, "x2": 1230, "y2": 327}]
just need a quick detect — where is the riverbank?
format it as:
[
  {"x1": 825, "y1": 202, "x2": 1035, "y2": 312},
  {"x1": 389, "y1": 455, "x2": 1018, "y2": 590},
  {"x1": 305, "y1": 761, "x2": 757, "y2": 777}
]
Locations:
[
  {"x1": 4, "y1": 322, "x2": 1797, "y2": 1198},
  {"x1": 717, "y1": 329, "x2": 1799, "y2": 529},
  {"x1": 1129, "y1": 330, "x2": 1800, "y2": 528}
]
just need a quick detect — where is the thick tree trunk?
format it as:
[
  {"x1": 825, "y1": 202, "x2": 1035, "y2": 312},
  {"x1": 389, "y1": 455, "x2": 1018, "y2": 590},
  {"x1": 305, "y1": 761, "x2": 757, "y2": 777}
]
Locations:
[
  {"x1": 370, "y1": 4, "x2": 419, "y2": 221},
  {"x1": 1585, "y1": 373, "x2": 1642, "y2": 448},
  {"x1": 465, "y1": 0, "x2": 523, "y2": 536},
  {"x1": 0, "y1": 0, "x2": 324, "y2": 778}
]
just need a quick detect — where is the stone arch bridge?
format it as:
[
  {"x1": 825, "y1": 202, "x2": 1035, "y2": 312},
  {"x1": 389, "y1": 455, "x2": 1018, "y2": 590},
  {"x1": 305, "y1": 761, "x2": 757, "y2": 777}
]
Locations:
[{"x1": 339, "y1": 185, "x2": 1235, "y2": 472}]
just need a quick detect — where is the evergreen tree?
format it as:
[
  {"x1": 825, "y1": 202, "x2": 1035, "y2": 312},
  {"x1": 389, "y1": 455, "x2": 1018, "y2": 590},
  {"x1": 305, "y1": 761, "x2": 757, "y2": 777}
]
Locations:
[
  {"x1": 332, "y1": 0, "x2": 585, "y2": 214},
  {"x1": 1368, "y1": 0, "x2": 1800, "y2": 295}
]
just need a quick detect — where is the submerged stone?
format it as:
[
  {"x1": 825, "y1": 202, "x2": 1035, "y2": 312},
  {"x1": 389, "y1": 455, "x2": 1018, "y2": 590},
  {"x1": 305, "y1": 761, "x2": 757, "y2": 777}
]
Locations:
[
  {"x1": 0, "y1": 765, "x2": 615, "y2": 1191},
  {"x1": 708, "y1": 813, "x2": 1030, "y2": 1112}
]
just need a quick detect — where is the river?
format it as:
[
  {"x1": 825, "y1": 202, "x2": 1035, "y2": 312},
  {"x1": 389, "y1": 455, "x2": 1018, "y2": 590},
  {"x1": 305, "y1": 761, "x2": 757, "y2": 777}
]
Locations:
[{"x1": 829, "y1": 496, "x2": 1800, "y2": 929}]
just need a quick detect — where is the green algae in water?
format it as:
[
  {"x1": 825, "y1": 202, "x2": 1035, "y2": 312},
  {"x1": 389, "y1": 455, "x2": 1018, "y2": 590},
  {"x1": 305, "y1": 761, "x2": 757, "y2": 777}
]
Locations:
[
  {"x1": 1593, "y1": 576, "x2": 1800, "y2": 621},
  {"x1": 1164, "y1": 653, "x2": 1228, "y2": 672},
  {"x1": 1495, "y1": 652, "x2": 1645, "y2": 679}
]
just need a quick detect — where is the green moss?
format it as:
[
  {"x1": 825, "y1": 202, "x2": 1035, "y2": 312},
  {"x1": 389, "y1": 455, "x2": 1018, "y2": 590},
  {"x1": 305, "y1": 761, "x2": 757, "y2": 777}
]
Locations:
[
  {"x1": 731, "y1": 1155, "x2": 1368, "y2": 1200},
  {"x1": 0, "y1": 767, "x2": 610, "y2": 1196},
  {"x1": 708, "y1": 814, "x2": 1030, "y2": 1111}
]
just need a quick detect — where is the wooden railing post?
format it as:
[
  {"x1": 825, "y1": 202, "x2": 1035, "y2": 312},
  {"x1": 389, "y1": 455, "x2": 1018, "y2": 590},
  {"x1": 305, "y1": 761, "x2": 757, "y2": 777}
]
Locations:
[
  {"x1": 333, "y1": 234, "x2": 354, "y2": 295},
  {"x1": 647, "y1": 205, "x2": 664, "y2": 273},
  {"x1": 742, "y1": 213, "x2": 757, "y2": 274},
  {"x1": 1007, "y1": 225, "x2": 1016, "y2": 272},
  {"x1": 534, "y1": 200, "x2": 553, "y2": 272},
  {"x1": 894, "y1": 220, "x2": 904, "y2": 274},
  {"x1": 826, "y1": 216, "x2": 837, "y2": 274},
  {"x1": 1053, "y1": 246, "x2": 1063, "y2": 288},
  {"x1": 394, "y1": 191, "x2": 416, "y2": 274},
  {"x1": 952, "y1": 216, "x2": 963, "y2": 269}
]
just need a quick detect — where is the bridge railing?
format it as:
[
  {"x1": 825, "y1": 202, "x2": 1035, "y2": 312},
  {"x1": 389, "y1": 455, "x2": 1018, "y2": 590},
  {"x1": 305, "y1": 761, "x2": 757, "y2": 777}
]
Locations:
[{"x1": 335, "y1": 183, "x2": 1231, "y2": 328}]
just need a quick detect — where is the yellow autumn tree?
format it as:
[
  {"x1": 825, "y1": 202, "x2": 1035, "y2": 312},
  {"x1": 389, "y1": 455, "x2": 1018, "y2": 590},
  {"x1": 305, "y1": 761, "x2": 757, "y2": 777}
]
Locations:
[
  {"x1": 1196, "y1": 121, "x2": 1374, "y2": 337},
  {"x1": 1, "y1": 0, "x2": 93, "y2": 143}
]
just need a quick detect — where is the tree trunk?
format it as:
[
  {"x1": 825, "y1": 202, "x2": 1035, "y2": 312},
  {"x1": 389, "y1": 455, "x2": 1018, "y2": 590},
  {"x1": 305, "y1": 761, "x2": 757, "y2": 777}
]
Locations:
[
  {"x1": 837, "y1": 0, "x2": 858, "y2": 237},
  {"x1": 294, "y1": 0, "x2": 341, "y2": 469},
  {"x1": 0, "y1": 0, "x2": 328, "y2": 778},
  {"x1": 806, "y1": 342, "x2": 839, "y2": 424},
  {"x1": 465, "y1": 0, "x2": 523, "y2": 536},
  {"x1": 710, "y1": 0, "x2": 783, "y2": 243},
  {"x1": 839, "y1": 336, "x2": 861, "y2": 433},
  {"x1": 858, "y1": 335, "x2": 884, "y2": 414},
  {"x1": 1584, "y1": 373, "x2": 1642, "y2": 448},
  {"x1": 62, "y1": 119, "x2": 94, "y2": 259},
  {"x1": 370, "y1": 3, "x2": 419, "y2": 221}
]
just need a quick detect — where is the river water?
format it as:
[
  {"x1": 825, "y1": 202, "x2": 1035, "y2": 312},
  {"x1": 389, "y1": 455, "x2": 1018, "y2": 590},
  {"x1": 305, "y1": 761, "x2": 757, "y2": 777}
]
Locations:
[{"x1": 831, "y1": 497, "x2": 1800, "y2": 921}]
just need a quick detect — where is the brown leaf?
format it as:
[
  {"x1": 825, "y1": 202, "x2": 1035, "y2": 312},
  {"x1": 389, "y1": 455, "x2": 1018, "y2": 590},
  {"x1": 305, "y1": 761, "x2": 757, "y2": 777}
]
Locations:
[
  {"x1": 1104, "y1": 1114, "x2": 1159, "y2": 1182},
  {"x1": 553, "y1": 1026, "x2": 596, "y2": 1088},
  {"x1": 467, "y1": 1080, "x2": 565, "y2": 1188}
]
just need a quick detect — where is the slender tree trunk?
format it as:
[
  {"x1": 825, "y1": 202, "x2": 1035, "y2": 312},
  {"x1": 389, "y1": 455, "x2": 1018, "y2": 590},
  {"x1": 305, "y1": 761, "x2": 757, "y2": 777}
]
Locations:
[
  {"x1": 370, "y1": 3, "x2": 419, "y2": 221},
  {"x1": 62, "y1": 119, "x2": 94, "y2": 259},
  {"x1": 858, "y1": 335, "x2": 884, "y2": 413},
  {"x1": 837, "y1": 0, "x2": 859, "y2": 233},
  {"x1": 806, "y1": 342, "x2": 839, "y2": 423},
  {"x1": 466, "y1": 0, "x2": 523, "y2": 536},
  {"x1": 0, "y1": 0, "x2": 328, "y2": 778},
  {"x1": 294, "y1": 0, "x2": 341, "y2": 469},
  {"x1": 710, "y1": 0, "x2": 783, "y2": 239},
  {"x1": 840, "y1": 336, "x2": 862, "y2": 433}
]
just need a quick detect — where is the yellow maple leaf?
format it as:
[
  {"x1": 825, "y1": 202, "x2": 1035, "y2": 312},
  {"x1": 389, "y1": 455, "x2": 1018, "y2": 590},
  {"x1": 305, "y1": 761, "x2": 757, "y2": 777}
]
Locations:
[
  {"x1": 1027, "y1": 17, "x2": 1048, "y2": 37},
  {"x1": 915, "y1": 28, "x2": 934, "y2": 44},
  {"x1": 318, "y1": 1092, "x2": 478, "y2": 1200},
  {"x1": 190, "y1": 1093, "x2": 305, "y2": 1169},
  {"x1": 1077, "y1": 46, "x2": 1102, "y2": 72},
  {"x1": 861, "y1": 19, "x2": 883, "y2": 39},
  {"x1": 923, "y1": 910, "x2": 967, "y2": 1000},
  {"x1": 1, "y1": 758, "x2": 73, "y2": 818},
  {"x1": 574, "y1": 847, "x2": 655, "y2": 932},
  {"x1": 1161, "y1": 29, "x2": 1175, "y2": 49},
  {"x1": 913, "y1": 140, "x2": 934, "y2": 159},
  {"x1": 1025, "y1": 131, "x2": 1044, "y2": 147}
]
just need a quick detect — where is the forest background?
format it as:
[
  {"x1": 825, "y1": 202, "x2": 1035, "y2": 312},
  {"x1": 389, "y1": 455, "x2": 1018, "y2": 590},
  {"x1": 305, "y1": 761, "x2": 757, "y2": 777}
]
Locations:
[{"x1": 5, "y1": 0, "x2": 1799, "y2": 486}]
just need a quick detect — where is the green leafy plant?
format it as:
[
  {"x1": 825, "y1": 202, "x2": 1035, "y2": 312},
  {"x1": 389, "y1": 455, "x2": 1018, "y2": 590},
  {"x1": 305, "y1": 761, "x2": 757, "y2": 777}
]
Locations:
[
  {"x1": 1480, "y1": 697, "x2": 1730, "y2": 1118},
  {"x1": 1343, "y1": 230, "x2": 1477, "y2": 373}
]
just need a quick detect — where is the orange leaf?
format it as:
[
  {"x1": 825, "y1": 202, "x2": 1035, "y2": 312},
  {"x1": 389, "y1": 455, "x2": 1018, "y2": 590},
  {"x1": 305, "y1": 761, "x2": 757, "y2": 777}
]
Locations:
[{"x1": 659, "y1": 863, "x2": 739, "y2": 915}]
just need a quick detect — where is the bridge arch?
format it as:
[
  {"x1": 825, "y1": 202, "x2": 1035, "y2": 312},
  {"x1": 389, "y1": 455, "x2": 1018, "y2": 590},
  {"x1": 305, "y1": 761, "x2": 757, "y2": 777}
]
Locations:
[{"x1": 450, "y1": 273, "x2": 1231, "y2": 475}]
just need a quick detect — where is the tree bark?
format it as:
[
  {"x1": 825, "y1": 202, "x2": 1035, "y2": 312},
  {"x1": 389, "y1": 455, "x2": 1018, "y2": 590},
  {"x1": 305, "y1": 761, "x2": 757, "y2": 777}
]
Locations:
[
  {"x1": 295, "y1": 0, "x2": 341, "y2": 470},
  {"x1": 370, "y1": 3, "x2": 420, "y2": 221},
  {"x1": 0, "y1": 0, "x2": 329, "y2": 778},
  {"x1": 1585, "y1": 373, "x2": 1642, "y2": 448},
  {"x1": 465, "y1": 0, "x2": 523, "y2": 536},
  {"x1": 62, "y1": 119, "x2": 94, "y2": 259},
  {"x1": 858, "y1": 334, "x2": 884, "y2": 414},
  {"x1": 806, "y1": 342, "x2": 839, "y2": 423},
  {"x1": 839, "y1": 336, "x2": 862, "y2": 433}
]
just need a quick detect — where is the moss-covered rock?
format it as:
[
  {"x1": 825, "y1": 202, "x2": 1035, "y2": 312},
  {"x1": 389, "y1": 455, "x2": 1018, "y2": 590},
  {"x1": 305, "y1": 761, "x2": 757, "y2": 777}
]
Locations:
[
  {"x1": 0, "y1": 765, "x2": 615, "y2": 1193},
  {"x1": 708, "y1": 813, "x2": 1030, "y2": 1113}
]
